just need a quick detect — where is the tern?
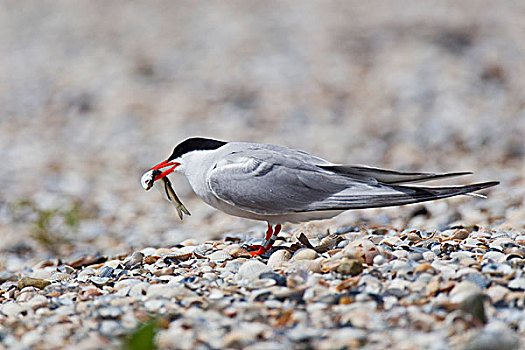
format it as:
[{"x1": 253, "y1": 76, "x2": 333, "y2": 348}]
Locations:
[{"x1": 141, "y1": 137, "x2": 499, "y2": 256}]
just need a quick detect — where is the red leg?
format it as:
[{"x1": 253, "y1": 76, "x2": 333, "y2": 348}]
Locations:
[
  {"x1": 247, "y1": 224, "x2": 272, "y2": 256},
  {"x1": 264, "y1": 224, "x2": 281, "y2": 249},
  {"x1": 248, "y1": 246, "x2": 267, "y2": 256},
  {"x1": 264, "y1": 223, "x2": 274, "y2": 241},
  {"x1": 248, "y1": 224, "x2": 282, "y2": 257}
]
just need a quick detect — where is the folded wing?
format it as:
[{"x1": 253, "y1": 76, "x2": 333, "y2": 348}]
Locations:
[
  {"x1": 207, "y1": 149, "x2": 498, "y2": 215},
  {"x1": 318, "y1": 165, "x2": 472, "y2": 184}
]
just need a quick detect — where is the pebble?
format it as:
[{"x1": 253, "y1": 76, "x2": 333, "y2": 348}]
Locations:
[
  {"x1": 1, "y1": 301, "x2": 24, "y2": 317},
  {"x1": 17, "y1": 277, "x2": 51, "y2": 290},
  {"x1": 236, "y1": 260, "x2": 271, "y2": 282},
  {"x1": 450, "y1": 281, "x2": 482, "y2": 303},
  {"x1": 1, "y1": 224, "x2": 523, "y2": 349},
  {"x1": 291, "y1": 248, "x2": 317, "y2": 261},
  {"x1": 207, "y1": 250, "x2": 232, "y2": 262},
  {"x1": 343, "y1": 239, "x2": 378, "y2": 264},
  {"x1": 129, "y1": 282, "x2": 150, "y2": 298},
  {"x1": 124, "y1": 252, "x2": 144, "y2": 268},
  {"x1": 508, "y1": 278, "x2": 525, "y2": 291},
  {"x1": 26, "y1": 295, "x2": 49, "y2": 310},
  {"x1": 259, "y1": 272, "x2": 287, "y2": 286},
  {"x1": 336, "y1": 259, "x2": 363, "y2": 276},
  {"x1": 464, "y1": 321, "x2": 520, "y2": 350},
  {"x1": 267, "y1": 250, "x2": 291, "y2": 268},
  {"x1": 373, "y1": 254, "x2": 386, "y2": 265}
]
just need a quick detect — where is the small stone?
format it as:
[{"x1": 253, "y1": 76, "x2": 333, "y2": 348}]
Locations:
[
  {"x1": 450, "y1": 281, "x2": 481, "y2": 303},
  {"x1": 98, "y1": 306, "x2": 124, "y2": 319},
  {"x1": 464, "y1": 273, "x2": 489, "y2": 289},
  {"x1": 482, "y1": 263, "x2": 513, "y2": 276},
  {"x1": 407, "y1": 252, "x2": 423, "y2": 261},
  {"x1": 1, "y1": 301, "x2": 24, "y2": 317},
  {"x1": 144, "y1": 298, "x2": 167, "y2": 312},
  {"x1": 425, "y1": 277, "x2": 440, "y2": 296},
  {"x1": 124, "y1": 252, "x2": 144, "y2": 268},
  {"x1": 422, "y1": 251, "x2": 437, "y2": 261},
  {"x1": 267, "y1": 250, "x2": 292, "y2": 268},
  {"x1": 343, "y1": 239, "x2": 378, "y2": 264},
  {"x1": 129, "y1": 282, "x2": 150, "y2": 298},
  {"x1": 180, "y1": 238, "x2": 198, "y2": 246},
  {"x1": 291, "y1": 248, "x2": 318, "y2": 261},
  {"x1": 486, "y1": 285, "x2": 509, "y2": 303},
  {"x1": 20, "y1": 329, "x2": 42, "y2": 348},
  {"x1": 224, "y1": 244, "x2": 251, "y2": 258},
  {"x1": 483, "y1": 251, "x2": 505, "y2": 264},
  {"x1": 89, "y1": 276, "x2": 111, "y2": 287},
  {"x1": 406, "y1": 231, "x2": 420, "y2": 241},
  {"x1": 99, "y1": 320, "x2": 123, "y2": 336},
  {"x1": 464, "y1": 321, "x2": 520, "y2": 350},
  {"x1": 336, "y1": 259, "x2": 363, "y2": 276},
  {"x1": 97, "y1": 266, "x2": 114, "y2": 278},
  {"x1": 373, "y1": 255, "x2": 386, "y2": 265},
  {"x1": 153, "y1": 266, "x2": 174, "y2": 277},
  {"x1": 413, "y1": 263, "x2": 435, "y2": 274},
  {"x1": 26, "y1": 295, "x2": 49, "y2": 310},
  {"x1": 144, "y1": 256, "x2": 160, "y2": 265},
  {"x1": 236, "y1": 261, "x2": 271, "y2": 282},
  {"x1": 17, "y1": 277, "x2": 51, "y2": 290},
  {"x1": 452, "y1": 229, "x2": 470, "y2": 240},
  {"x1": 460, "y1": 293, "x2": 487, "y2": 324},
  {"x1": 202, "y1": 273, "x2": 217, "y2": 281},
  {"x1": 508, "y1": 278, "x2": 525, "y2": 291},
  {"x1": 147, "y1": 284, "x2": 189, "y2": 299},
  {"x1": 207, "y1": 250, "x2": 232, "y2": 262},
  {"x1": 208, "y1": 289, "x2": 224, "y2": 299},
  {"x1": 16, "y1": 287, "x2": 38, "y2": 302},
  {"x1": 259, "y1": 272, "x2": 287, "y2": 286}
]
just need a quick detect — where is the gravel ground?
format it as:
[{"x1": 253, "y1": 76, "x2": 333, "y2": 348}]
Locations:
[{"x1": 1, "y1": 1, "x2": 524, "y2": 349}]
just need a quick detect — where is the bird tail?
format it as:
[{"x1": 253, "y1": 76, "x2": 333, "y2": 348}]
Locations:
[{"x1": 311, "y1": 181, "x2": 499, "y2": 211}]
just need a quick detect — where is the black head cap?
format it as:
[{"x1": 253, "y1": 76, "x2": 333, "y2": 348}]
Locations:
[{"x1": 168, "y1": 137, "x2": 228, "y2": 161}]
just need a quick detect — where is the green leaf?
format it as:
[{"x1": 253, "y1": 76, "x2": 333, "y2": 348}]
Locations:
[{"x1": 123, "y1": 319, "x2": 158, "y2": 350}]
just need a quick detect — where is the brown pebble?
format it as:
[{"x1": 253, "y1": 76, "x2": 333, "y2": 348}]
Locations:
[
  {"x1": 339, "y1": 296, "x2": 353, "y2": 304},
  {"x1": 17, "y1": 277, "x2": 51, "y2": 290},
  {"x1": 413, "y1": 263, "x2": 435, "y2": 274},
  {"x1": 144, "y1": 256, "x2": 160, "y2": 265},
  {"x1": 452, "y1": 229, "x2": 470, "y2": 240},
  {"x1": 337, "y1": 259, "x2": 363, "y2": 276},
  {"x1": 407, "y1": 232, "x2": 421, "y2": 241},
  {"x1": 335, "y1": 277, "x2": 360, "y2": 292},
  {"x1": 425, "y1": 277, "x2": 440, "y2": 296},
  {"x1": 224, "y1": 245, "x2": 251, "y2": 258},
  {"x1": 82, "y1": 288, "x2": 103, "y2": 297},
  {"x1": 68, "y1": 255, "x2": 108, "y2": 269}
]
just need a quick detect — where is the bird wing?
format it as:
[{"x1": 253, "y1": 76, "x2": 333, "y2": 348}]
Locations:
[
  {"x1": 318, "y1": 165, "x2": 472, "y2": 184},
  {"x1": 207, "y1": 147, "x2": 499, "y2": 215},
  {"x1": 207, "y1": 147, "x2": 354, "y2": 215}
]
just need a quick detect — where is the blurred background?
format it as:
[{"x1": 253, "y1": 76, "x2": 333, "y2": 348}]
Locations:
[{"x1": 1, "y1": 1, "x2": 524, "y2": 269}]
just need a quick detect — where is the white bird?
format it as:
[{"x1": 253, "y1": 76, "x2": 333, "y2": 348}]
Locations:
[{"x1": 141, "y1": 137, "x2": 498, "y2": 256}]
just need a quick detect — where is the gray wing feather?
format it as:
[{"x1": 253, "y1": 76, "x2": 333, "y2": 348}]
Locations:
[
  {"x1": 319, "y1": 165, "x2": 472, "y2": 184},
  {"x1": 308, "y1": 181, "x2": 499, "y2": 211},
  {"x1": 208, "y1": 156, "x2": 350, "y2": 214},
  {"x1": 208, "y1": 146, "x2": 498, "y2": 215}
]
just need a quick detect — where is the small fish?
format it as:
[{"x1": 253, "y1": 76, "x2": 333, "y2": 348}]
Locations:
[
  {"x1": 141, "y1": 169, "x2": 191, "y2": 220},
  {"x1": 141, "y1": 169, "x2": 159, "y2": 191},
  {"x1": 162, "y1": 176, "x2": 191, "y2": 220}
]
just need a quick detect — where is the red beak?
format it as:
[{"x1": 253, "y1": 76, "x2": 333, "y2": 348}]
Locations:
[{"x1": 149, "y1": 159, "x2": 180, "y2": 181}]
